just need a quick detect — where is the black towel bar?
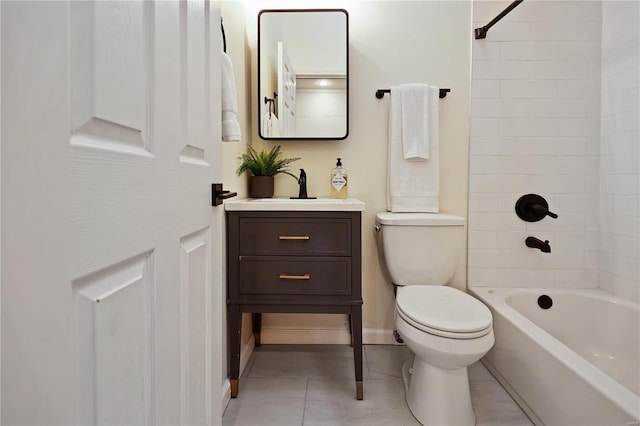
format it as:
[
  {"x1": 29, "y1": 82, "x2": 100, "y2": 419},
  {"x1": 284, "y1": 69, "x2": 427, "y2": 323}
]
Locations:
[{"x1": 375, "y1": 88, "x2": 450, "y2": 99}]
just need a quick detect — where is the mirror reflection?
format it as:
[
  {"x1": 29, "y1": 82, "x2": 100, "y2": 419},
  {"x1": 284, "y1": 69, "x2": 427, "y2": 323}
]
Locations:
[{"x1": 258, "y1": 9, "x2": 348, "y2": 140}]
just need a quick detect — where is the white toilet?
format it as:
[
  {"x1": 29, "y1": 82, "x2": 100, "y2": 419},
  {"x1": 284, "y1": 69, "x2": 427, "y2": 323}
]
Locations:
[{"x1": 375, "y1": 212, "x2": 495, "y2": 426}]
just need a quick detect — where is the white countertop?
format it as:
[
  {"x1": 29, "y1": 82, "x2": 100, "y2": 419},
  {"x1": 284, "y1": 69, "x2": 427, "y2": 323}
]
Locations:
[{"x1": 224, "y1": 197, "x2": 365, "y2": 212}]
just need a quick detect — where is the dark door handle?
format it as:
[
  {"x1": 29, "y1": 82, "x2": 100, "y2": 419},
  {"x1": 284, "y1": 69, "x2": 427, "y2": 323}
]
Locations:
[{"x1": 212, "y1": 183, "x2": 237, "y2": 206}]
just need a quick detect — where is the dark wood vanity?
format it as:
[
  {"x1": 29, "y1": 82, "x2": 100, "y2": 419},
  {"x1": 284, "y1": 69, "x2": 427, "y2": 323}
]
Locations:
[{"x1": 225, "y1": 199, "x2": 364, "y2": 400}]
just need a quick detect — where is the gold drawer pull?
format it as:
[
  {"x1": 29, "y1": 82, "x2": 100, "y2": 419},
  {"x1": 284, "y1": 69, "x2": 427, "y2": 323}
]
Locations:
[
  {"x1": 279, "y1": 273, "x2": 310, "y2": 280},
  {"x1": 279, "y1": 235, "x2": 310, "y2": 241}
]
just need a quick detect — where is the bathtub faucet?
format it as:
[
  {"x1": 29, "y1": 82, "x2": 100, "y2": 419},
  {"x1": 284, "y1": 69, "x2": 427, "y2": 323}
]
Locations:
[{"x1": 526, "y1": 236, "x2": 551, "y2": 253}]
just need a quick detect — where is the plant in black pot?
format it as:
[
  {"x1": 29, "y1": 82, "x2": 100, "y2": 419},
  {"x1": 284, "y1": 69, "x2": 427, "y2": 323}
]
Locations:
[{"x1": 236, "y1": 145, "x2": 300, "y2": 198}]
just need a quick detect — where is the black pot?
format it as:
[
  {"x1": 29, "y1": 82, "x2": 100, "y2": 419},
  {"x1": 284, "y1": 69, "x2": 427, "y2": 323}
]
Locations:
[{"x1": 249, "y1": 176, "x2": 274, "y2": 198}]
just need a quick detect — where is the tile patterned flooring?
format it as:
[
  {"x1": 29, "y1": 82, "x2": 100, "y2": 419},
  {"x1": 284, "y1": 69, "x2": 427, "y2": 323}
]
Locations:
[{"x1": 222, "y1": 344, "x2": 533, "y2": 426}]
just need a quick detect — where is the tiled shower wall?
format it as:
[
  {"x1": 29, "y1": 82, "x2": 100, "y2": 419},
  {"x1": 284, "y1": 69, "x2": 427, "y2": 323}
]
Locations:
[
  {"x1": 469, "y1": 0, "x2": 640, "y2": 301},
  {"x1": 599, "y1": 1, "x2": 640, "y2": 302},
  {"x1": 469, "y1": 1, "x2": 602, "y2": 289}
]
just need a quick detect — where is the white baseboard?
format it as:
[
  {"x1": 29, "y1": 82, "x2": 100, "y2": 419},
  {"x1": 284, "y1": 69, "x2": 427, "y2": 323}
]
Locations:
[
  {"x1": 239, "y1": 334, "x2": 256, "y2": 376},
  {"x1": 221, "y1": 379, "x2": 231, "y2": 414},
  {"x1": 258, "y1": 326, "x2": 401, "y2": 345},
  {"x1": 363, "y1": 328, "x2": 401, "y2": 345}
]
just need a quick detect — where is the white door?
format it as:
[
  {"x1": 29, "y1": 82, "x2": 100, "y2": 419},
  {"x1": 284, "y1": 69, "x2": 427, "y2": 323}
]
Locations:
[
  {"x1": 277, "y1": 42, "x2": 297, "y2": 137},
  {"x1": 1, "y1": 1, "x2": 224, "y2": 425}
]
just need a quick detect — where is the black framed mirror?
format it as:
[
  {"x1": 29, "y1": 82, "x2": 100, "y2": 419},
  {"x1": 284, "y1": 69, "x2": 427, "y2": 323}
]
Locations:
[{"x1": 258, "y1": 9, "x2": 349, "y2": 140}]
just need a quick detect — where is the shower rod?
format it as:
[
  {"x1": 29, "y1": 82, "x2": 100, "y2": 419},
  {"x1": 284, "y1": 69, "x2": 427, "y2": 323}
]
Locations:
[{"x1": 474, "y1": 0, "x2": 524, "y2": 39}]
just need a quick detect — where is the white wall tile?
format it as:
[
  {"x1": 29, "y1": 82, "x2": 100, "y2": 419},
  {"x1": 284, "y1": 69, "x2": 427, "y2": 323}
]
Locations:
[
  {"x1": 526, "y1": 250, "x2": 585, "y2": 270},
  {"x1": 472, "y1": 155, "x2": 558, "y2": 175},
  {"x1": 470, "y1": 137, "x2": 530, "y2": 156},
  {"x1": 529, "y1": 99, "x2": 596, "y2": 118},
  {"x1": 557, "y1": 80, "x2": 601, "y2": 98},
  {"x1": 468, "y1": 193, "x2": 499, "y2": 212},
  {"x1": 531, "y1": 61, "x2": 590, "y2": 80},
  {"x1": 599, "y1": 271, "x2": 640, "y2": 303},
  {"x1": 471, "y1": 80, "x2": 500, "y2": 99},
  {"x1": 473, "y1": 42, "x2": 502, "y2": 61},
  {"x1": 554, "y1": 269, "x2": 598, "y2": 288},
  {"x1": 554, "y1": 156, "x2": 599, "y2": 175},
  {"x1": 496, "y1": 231, "x2": 530, "y2": 250},
  {"x1": 471, "y1": 117, "x2": 501, "y2": 137},
  {"x1": 557, "y1": 41, "x2": 601, "y2": 60},
  {"x1": 468, "y1": 231, "x2": 498, "y2": 249},
  {"x1": 553, "y1": 194, "x2": 598, "y2": 213},
  {"x1": 554, "y1": 1, "x2": 602, "y2": 23},
  {"x1": 555, "y1": 232, "x2": 598, "y2": 250},
  {"x1": 500, "y1": 41, "x2": 557, "y2": 60},
  {"x1": 468, "y1": 212, "x2": 525, "y2": 231},
  {"x1": 468, "y1": 267, "x2": 497, "y2": 287},
  {"x1": 471, "y1": 99, "x2": 530, "y2": 118},
  {"x1": 469, "y1": 174, "x2": 528, "y2": 194},
  {"x1": 473, "y1": 60, "x2": 532, "y2": 80},
  {"x1": 528, "y1": 137, "x2": 587, "y2": 156},
  {"x1": 529, "y1": 22, "x2": 600, "y2": 42},
  {"x1": 495, "y1": 268, "x2": 555, "y2": 288},
  {"x1": 500, "y1": 80, "x2": 557, "y2": 98}
]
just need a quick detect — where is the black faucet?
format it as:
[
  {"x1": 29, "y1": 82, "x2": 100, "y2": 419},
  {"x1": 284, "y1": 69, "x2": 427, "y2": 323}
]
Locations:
[
  {"x1": 297, "y1": 169, "x2": 308, "y2": 199},
  {"x1": 289, "y1": 169, "x2": 316, "y2": 199},
  {"x1": 526, "y1": 236, "x2": 551, "y2": 253}
]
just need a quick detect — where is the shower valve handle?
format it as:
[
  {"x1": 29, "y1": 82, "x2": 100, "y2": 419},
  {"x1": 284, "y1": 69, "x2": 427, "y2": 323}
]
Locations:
[
  {"x1": 531, "y1": 203, "x2": 558, "y2": 219},
  {"x1": 515, "y1": 194, "x2": 558, "y2": 222}
]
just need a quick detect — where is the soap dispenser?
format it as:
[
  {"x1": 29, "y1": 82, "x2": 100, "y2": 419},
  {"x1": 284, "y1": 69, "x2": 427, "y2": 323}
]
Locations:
[{"x1": 330, "y1": 158, "x2": 348, "y2": 199}]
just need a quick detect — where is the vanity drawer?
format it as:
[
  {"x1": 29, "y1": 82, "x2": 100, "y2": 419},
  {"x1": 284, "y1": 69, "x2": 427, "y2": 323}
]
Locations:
[
  {"x1": 239, "y1": 218, "x2": 351, "y2": 256},
  {"x1": 239, "y1": 256, "x2": 351, "y2": 295}
]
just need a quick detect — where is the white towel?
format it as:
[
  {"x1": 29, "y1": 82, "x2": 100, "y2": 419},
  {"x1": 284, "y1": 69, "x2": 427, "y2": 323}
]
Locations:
[
  {"x1": 387, "y1": 85, "x2": 440, "y2": 213},
  {"x1": 401, "y1": 84, "x2": 435, "y2": 160},
  {"x1": 268, "y1": 114, "x2": 280, "y2": 137},
  {"x1": 221, "y1": 51, "x2": 241, "y2": 142},
  {"x1": 261, "y1": 111, "x2": 280, "y2": 138}
]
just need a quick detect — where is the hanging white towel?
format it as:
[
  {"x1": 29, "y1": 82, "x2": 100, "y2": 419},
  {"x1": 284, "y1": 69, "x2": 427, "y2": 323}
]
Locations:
[
  {"x1": 401, "y1": 84, "x2": 435, "y2": 160},
  {"x1": 261, "y1": 110, "x2": 280, "y2": 138},
  {"x1": 221, "y1": 51, "x2": 241, "y2": 142},
  {"x1": 268, "y1": 114, "x2": 280, "y2": 137},
  {"x1": 387, "y1": 85, "x2": 440, "y2": 213}
]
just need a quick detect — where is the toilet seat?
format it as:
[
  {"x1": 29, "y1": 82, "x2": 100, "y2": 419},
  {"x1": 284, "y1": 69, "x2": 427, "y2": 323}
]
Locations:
[{"x1": 396, "y1": 286, "x2": 492, "y2": 339}]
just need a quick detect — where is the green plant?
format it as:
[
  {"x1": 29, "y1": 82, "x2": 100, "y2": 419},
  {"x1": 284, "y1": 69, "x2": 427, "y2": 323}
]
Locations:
[{"x1": 236, "y1": 145, "x2": 300, "y2": 179}]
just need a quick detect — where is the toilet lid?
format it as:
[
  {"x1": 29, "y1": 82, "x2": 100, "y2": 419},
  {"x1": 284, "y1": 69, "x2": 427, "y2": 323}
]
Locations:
[{"x1": 396, "y1": 286, "x2": 492, "y2": 335}]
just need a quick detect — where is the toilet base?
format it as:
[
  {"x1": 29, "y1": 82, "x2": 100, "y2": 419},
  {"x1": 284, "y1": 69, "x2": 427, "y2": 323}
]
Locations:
[{"x1": 401, "y1": 358, "x2": 475, "y2": 426}]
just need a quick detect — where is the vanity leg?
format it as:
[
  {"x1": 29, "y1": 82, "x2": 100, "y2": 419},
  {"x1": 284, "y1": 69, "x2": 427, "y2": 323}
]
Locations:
[
  {"x1": 230, "y1": 379, "x2": 239, "y2": 399},
  {"x1": 228, "y1": 304, "x2": 241, "y2": 398},
  {"x1": 252, "y1": 313, "x2": 262, "y2": 346},
  {"x1": 351, "y1": 305, "x2": 363, "y2": 400}
]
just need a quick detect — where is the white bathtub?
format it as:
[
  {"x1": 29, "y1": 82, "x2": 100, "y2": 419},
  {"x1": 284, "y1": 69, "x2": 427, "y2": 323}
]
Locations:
[{"x1": 470, "y1": 287, "x2": 640, "y2": 425}]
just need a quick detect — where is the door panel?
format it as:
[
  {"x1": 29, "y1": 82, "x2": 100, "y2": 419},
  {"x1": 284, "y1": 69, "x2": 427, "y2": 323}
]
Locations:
[
  {"x1": 180, "y1": 228, "x2": 211, "y2": 425},
  {"x1": 73, "y1": 252, "x2": 154, "y2": 426}
]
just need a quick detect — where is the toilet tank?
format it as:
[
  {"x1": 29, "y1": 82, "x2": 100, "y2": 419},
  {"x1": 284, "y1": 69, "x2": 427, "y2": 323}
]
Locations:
[{"x1": 375, "y1": 212, "x2": 465, "y2": 286}]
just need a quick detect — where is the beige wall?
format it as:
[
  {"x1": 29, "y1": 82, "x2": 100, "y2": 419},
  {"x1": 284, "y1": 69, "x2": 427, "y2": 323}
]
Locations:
[{"x1": 223, "y1": 1, "x2": 472, "y2": 344}]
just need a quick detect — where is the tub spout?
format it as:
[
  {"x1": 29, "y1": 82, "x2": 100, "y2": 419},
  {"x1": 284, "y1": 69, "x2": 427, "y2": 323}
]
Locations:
[{"x1": 526, "y1": 236, "x2": 551, "y2": 253}]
